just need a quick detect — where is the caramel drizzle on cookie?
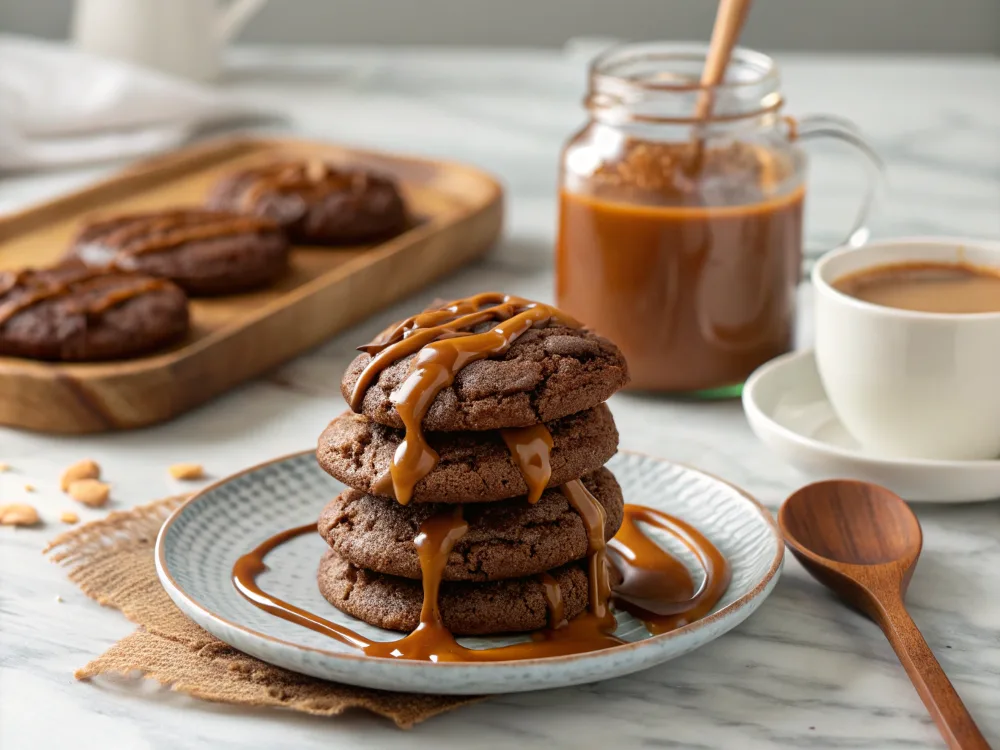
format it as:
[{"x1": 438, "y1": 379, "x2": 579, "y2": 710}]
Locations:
[
  {"x1": 84, "y1": 278, "x2": 174, "y2": 315},
  {"x1": 500, "y1": 424, "x2": 554, "y2": 505},
  {"x1": 0, "y1": 270, "x2": 31, "y2": 298},
  {"x1": 539, "y1": 571, "x2": 567, "y2": 629},
  {"x1": 237, "y1": 161, "x2": 372, "y2": 210},
  {"x1": 497, "y1": 421, "x2": 616, "y2": 626},
  {"x1": 0, "y1": 266, "x2": 172, "y2": 327},
  {"x1": 85, "y1": 210, "x2": 277, "y2": 259},
  {"x1": 350, "y1": 293, "x2": 581, "y2": 505},
  {"x1": 562, "y1": 477, "x2": 614, "y2": 623},
  {"x1": 363, "y1": 505, "x2": 471, "y2": 660}
]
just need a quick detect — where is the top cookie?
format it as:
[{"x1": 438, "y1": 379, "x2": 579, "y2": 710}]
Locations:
[
  {"x1": 69, "y1": 208, "x2": 289, "y2": 296},
  {"x1": 343, "y1": 322, "x2": 629, "y2": 432},
  {"x1": 206, "y1": 161, "x2": 408, "y2": 245},
  {"x1": 0, "y1": 260, "x2": 189, "y2": 361}
]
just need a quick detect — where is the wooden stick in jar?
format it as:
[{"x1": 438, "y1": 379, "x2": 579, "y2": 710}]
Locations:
[{"x1": 691, "y1": 0, "x2": 753, "y2": 165}]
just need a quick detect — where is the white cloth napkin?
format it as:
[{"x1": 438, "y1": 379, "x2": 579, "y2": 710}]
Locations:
[{"x1": 0, "y1": 35, "x2": 278, "y2": 172}]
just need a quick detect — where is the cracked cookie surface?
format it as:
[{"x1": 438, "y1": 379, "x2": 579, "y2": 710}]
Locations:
[
  {"x1": 318, "y1": 468, "x2": 623, "y2": 581},
  {"x1": 316, "y1": 404, "x2": 618, "y2": 503},
  {"x1": 317, "y1": 551, "x2": 589, "y2": 635},
  {"x1": 342, "y1": 324, "x2": 629, "y2": 432}
]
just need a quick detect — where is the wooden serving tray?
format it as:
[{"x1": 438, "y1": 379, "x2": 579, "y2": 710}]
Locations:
[{"x1": 0, "y1": 137, "x2": 503, "y2": 433}]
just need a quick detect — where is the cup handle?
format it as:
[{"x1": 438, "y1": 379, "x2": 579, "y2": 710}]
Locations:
[{"x1": 791, "y1": 114, "x2": 886, "y2": 261}]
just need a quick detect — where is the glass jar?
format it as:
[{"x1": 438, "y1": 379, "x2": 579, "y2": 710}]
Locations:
[{"x1": 556, "y1": 42, "x2": 882, "y2": 396}]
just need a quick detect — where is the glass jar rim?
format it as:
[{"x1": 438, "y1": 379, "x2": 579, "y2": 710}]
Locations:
[
  {"x1": 586, "y1": 41, "x2": 784, "y2": 124},
  {"x1": 590, "y1": 41, "x2": 780, "y2": 93}
]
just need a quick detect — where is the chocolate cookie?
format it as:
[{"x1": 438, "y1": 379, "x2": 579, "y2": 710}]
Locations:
[
  {"x1": 318, "y1": 468, "x2": 623, "y2": 582},
  {"x1": 318, "y1": 551, "x2": 588, "y2": 635},
  {"x1": 343, "y1": 324, "x2": 629, "y2": 432},
  {"x1": 206, "y1": 161, "x2": 407, "y2": 245},
  {"x1": 69, "y1": 208, "x2": 289, "y2": 296},
  {"x1": 0, "y1": 260, "x2": 189, "y2": 361},
  {"x1": 317, "y1": 404, "x2": 618, "y2": 503}
]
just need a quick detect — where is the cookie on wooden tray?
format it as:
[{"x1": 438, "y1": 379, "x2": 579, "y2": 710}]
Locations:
[
  {"x1": 343, "y1": 323, "x2": 629, "y2": 433},
  {"x1": 316, "y1": 404, "x2": 619, "y2": 504},
  {"x1": 318, "y1": 467, "x2": 624, "y2": 582},
  {"x1": 317, "y1": 551, "x2": 589, "y2": 635},
  {"x1": 69, "y1": 208, "x2": 289, "y2": 296},
  {"x1": 206, "y1": 161, "x2": 408, "y2": 245},
  {"x1": 0, "y1": 260, "x2": 189, "y2": 362}
]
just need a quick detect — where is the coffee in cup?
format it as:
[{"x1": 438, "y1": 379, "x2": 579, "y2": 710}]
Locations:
[{"x1": 833, "y1": 261, "x2": 1000, "y2": 314}]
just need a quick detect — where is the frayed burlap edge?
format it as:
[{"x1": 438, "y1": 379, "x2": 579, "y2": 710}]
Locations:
[{"x1": 45, "y1": 496, "x2": 480, "y2": 728}]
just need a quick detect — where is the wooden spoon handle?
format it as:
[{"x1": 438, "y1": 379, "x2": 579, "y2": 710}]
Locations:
[
  {"x1": 688, "y1": 0, "x2": 752, "y2": 172},
  {"x1": 877, "y1": 600, "x2": 990, "y2": 749},
  {"x1": 694, "y1": 0, "x2": 753, "y2": 121}
]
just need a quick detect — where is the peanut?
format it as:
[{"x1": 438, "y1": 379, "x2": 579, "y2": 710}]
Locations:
[
  {"x1": 68, "y1": 479, "x2": 110, "y2": 508},
  {"x1": 169, "y1": 463, "x2": 205, "y2": 481},
  {"x1": 60, "y1": 460, "x2": 101, "y2": 492},
  {"x1": 60, "y1": 511, "x2": 80, "y2": 525},
  {"x1": 0, "y1": 504, "x2": 40, "y2": 526}
]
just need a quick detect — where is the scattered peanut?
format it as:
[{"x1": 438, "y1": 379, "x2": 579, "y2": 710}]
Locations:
[
  {"x1": 60, "y1": 511, "x2": 80, "y2": 525},
  {"x1": 0, "y1": 462, "x2": 9, "y2": 472},
  {"x1": 169, "y1": 463, "x2": 205, "y2": 481},
  {"x1": 23, "y1": 484, "x2": 35, "y2": 493},
  {"x1": 60, "y1": 459, "x2": 101, "y2": 492},
  {"x1": 68, "y1": 479, "x2": 110, "y2": 508},
  {"x1": 0, "y1": 504, "x2": 40, "y2": 526}
]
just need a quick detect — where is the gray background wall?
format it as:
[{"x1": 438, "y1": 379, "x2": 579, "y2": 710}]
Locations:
[{"x1": 1, "y1": 0, "x2": 998, "y2": 53}]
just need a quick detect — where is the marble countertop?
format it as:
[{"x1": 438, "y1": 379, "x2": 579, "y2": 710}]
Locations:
[{"x1": 1, "y1": 45, "x2": 998, "y2": 750}]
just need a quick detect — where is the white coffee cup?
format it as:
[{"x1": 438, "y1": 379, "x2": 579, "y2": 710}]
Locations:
[
  {"x1": 813, "y1": 237, "x2": 1000, "y2": 461},
  {"x1": 71, "y1": 0, "x2": 269, "y2": 82}
]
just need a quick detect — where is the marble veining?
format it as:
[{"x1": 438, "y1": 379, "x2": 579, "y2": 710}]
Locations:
[{"x1": 0, "y1": 44, "x2": 998, "y2": 750}]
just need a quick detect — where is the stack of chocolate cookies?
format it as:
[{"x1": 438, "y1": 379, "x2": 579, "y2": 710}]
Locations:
[{"x1": 314, "y1": 294, "x2": 630, "y2": 636}]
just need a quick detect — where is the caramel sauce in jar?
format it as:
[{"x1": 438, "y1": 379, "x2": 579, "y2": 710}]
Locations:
[{"x1": 556, "y1": 43, "x2": 807, "y2": 395}]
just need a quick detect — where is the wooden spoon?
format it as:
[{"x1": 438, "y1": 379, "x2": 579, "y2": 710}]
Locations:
[{"x1": 779, "y1": 480, "x2": 989, "y2": 750}]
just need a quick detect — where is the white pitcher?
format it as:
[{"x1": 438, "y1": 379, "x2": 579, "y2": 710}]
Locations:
[{"x1": 71, "y1": 0, "x2": 269, "y2": 82}]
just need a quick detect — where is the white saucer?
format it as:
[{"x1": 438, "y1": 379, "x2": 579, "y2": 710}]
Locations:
[{"x1": 743, "y1": 350, "x2": 1000, "y2": 503}]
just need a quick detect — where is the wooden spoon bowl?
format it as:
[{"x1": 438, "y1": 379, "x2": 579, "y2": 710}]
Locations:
[
  {"x1": 781, "y1": 481, "x2": 922, "y2": 617},
  {"x1": 781, "y1": 480, "x2": 920, "y2": 564}
]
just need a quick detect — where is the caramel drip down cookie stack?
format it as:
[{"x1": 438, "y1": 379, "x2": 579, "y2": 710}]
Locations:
[{"x1": 315, "y1": 293, "x2": 630, "y2": 636}]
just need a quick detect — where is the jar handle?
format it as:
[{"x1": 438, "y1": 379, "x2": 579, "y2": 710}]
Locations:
[{"x1": 790, "y1": 114, "x2": 886, "y2": 261}]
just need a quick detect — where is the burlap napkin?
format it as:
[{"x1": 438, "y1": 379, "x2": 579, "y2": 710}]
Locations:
[{"x1": 45, "y1": 496, "x2": 480, "y2": 729}]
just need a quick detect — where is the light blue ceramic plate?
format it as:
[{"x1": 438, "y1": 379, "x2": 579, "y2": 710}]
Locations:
[{"x1": 156, "y1": 450, "x2": 783, "y2": 695}]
